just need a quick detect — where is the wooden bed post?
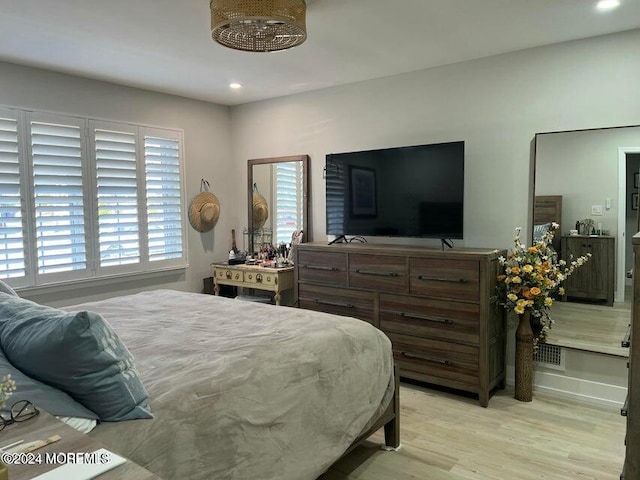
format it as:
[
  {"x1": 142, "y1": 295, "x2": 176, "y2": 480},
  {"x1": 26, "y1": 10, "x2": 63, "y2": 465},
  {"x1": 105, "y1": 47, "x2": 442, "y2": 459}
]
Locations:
[{"x1": 383, "y1": 364, "x2": 400, "y2": 449}]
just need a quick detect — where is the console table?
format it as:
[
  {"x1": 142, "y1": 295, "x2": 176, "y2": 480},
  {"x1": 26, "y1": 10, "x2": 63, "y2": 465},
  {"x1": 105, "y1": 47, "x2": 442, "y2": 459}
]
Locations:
[{"x1": 212, "y1": 264, "x2": 294, "y2": 306}]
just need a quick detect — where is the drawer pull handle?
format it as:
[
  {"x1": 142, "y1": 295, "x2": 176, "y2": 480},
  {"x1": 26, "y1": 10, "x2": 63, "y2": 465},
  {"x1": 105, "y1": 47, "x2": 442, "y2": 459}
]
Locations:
[
  {"x1": 225, "y1": 271, "x2": 232, "y2": 279},
  {"x1": 622, "y1": 324, "x2": 631, "y2": 348},
  {"x1": 303, "y1": 264, "x2": 340, "y2": 272},
  {"x1": 401, "y1": 352, "x2": 452, "y2": 366},
  {"x1": 315, "y1": 299, "x2": 354, "y2": 309},
  {"x1": 355, "y1": 269, "x2": 399, "y2": 277},
  {"x1": 399, "y1": 312, "x2": 453, "y2": 324},
  {"x1": 417, "y1": 275, "x2": 468, "y2": 284}
]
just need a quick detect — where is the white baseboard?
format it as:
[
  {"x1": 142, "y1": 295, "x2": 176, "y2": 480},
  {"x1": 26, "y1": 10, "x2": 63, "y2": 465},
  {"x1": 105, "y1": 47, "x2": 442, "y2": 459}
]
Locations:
[{"x1": 506, "y1": 366, "x2": 627, "y2": 410}]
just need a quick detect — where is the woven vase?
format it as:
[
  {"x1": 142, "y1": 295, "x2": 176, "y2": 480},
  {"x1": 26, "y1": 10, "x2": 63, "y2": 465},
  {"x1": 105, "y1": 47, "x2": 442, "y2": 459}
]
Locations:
[{"x1": 515, "y1": 311, "x2": 534, "y2": 402}]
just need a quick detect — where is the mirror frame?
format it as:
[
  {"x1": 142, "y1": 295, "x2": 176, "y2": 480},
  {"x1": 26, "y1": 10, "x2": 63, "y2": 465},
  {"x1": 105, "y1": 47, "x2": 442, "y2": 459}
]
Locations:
[{"x1": 247, "y1": 154, "x2": 310, "y2": 254}]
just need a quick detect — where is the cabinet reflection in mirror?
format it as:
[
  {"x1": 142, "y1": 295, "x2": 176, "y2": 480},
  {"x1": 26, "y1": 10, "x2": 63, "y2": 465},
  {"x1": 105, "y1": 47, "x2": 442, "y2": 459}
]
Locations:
[
  {"x1": 247, "y1": 155, "x2": 310, "y2": 255},
  {"x1": 533, "y1": 125, "x2": 640, "y2": 356}
]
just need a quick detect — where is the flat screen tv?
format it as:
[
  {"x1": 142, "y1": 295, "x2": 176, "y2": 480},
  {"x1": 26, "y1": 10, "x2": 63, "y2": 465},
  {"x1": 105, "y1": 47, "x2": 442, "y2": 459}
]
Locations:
[{"x1": 325, "y1": 141, "x2": 464, "y2": 239}]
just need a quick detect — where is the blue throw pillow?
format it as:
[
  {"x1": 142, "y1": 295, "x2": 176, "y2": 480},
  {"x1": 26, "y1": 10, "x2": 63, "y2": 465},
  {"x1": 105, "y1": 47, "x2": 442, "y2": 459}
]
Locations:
[
  {"x1": 0, "y1": 350, "x2": 98, "y2": 420},
  {"x1": 0, "y1": 293, "x2": 152, "y2": 422},
  {"x1": 533, "y1": 223, "x2": 551, "y2": 242}
]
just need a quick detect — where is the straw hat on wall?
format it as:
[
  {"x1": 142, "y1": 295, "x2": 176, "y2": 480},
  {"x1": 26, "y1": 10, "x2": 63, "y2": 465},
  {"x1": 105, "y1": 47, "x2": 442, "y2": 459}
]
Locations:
[
  {"x1": 189, "y1": 191, "x2": 220, "y2": 232},
  {"x1": 253, "y1": 193, "x2": 269, "y2": 229}
]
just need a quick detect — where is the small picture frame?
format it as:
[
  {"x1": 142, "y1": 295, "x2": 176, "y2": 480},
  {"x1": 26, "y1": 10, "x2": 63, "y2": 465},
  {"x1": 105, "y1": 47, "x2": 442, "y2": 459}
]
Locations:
[
  {"x1": 635, "y1": 172, "x2": 639, "y2": 189},
  {"x1": 633, "y1": 193, "x2": 639, "y2": 211}
]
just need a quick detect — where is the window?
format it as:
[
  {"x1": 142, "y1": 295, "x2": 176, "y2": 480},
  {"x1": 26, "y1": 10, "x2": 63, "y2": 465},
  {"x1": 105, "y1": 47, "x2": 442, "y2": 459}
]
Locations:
[
  {"x1": 0, "y1": 107, "x2": 186, "y2": 288},
  {"x1": 0, "y1": 108, "x2": 25, "y2": 281},
  {"x1": 273, "y1": 161, "x2": 303, "y2": 245}
]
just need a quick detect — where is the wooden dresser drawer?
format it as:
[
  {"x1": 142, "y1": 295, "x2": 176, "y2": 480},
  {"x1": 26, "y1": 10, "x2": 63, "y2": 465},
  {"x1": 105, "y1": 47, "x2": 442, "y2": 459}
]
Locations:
[
  {"x1": 298, "y1": 284, "x2": 375, "y2": 325},
  {"x1": 386, "y1": 332, "x2": 479, "y2": 387},
  {"x1": 349, "y1": 254, "x2": 408, "y2": 293},
  {"x1": 409, "y1": 258, "x2": 479, "y2": 301},
  {"x1": 215, "y1": 267, "x2": 243, "y2": 282},
  {"x1": 243, "y1": 270, "x2": 278, "y2": 286},
  {"x1": 297, "y1": 251, "x2": 348, "y2": 286},
  {"x1": 379, "y1": 294, "x2": 479, "y2": 345}
]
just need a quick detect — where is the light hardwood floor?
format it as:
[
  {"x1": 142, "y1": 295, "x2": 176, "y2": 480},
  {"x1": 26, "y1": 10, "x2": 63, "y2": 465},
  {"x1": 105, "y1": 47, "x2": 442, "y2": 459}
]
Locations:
[
  {"x1": 321, "y1": 383, "x2": 626, "y2": 480},
  {"x1": 546, "y1": 293, "x2": 630, "y2": 357}
]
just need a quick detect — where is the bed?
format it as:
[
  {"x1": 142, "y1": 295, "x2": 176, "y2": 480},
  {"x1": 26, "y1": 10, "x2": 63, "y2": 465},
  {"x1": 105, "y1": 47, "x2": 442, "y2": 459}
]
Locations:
[
  {"x1": 533, "y1": 195, "x2": 562, "y2": 252},
  {"x1": 54, "y1": 289, "x2": 399, "y2": 480}
]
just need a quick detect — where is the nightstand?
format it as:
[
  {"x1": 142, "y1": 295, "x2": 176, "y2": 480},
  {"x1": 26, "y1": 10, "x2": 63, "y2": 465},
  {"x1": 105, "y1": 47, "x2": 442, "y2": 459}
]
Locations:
[{"x1": 1, "y1": 411, "x2": 161, "y2": 479}]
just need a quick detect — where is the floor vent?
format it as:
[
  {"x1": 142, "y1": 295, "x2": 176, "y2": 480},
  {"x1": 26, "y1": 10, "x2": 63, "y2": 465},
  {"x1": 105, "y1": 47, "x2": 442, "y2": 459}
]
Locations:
[{"x1": 534, "y1": 343, "x2": 565, "y2": 371}]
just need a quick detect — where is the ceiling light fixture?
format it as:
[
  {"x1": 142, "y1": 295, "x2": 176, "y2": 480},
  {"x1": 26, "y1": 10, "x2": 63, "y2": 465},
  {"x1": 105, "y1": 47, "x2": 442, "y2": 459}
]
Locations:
[
  {"x1": 229, "y1": 83, "x2": 242, "y2": 89},
  {"x1": 596, "y1": 0, "x2": 620, "y2": 10},
  {"x1": 210, "y1": 0, "x2": 307, "y2": 53}
]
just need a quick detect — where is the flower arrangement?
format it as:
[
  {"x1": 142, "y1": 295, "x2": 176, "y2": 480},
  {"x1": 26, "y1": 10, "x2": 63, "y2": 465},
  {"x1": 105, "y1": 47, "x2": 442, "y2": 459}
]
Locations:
[
  {"x1": 497, "y1": 223, "x2": 591, "y2": 348},
  {"x1": 0, "y1": 374, "x2": 16, "y2": 409}
]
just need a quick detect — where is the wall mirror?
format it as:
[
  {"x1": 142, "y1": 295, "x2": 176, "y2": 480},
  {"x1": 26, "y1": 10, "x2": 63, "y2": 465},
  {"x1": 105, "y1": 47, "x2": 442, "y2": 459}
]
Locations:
[
  {"x1": 247, "y1": 155, "x2": 310, "y2": 255},
  {"x1": 533, "y1": 125, "x2": 640, "y2": 355}
]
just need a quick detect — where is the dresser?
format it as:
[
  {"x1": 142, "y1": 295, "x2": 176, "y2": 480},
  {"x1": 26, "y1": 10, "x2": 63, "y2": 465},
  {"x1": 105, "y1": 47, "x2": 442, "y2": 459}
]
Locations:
[
  {"x1": 561, "y1": 235, "x2": 615, "y2": 306},
  {"x1": 293, "y1": 242, "x2": 506, "y2": 407},
  {"x1": 622, "y1": 234, "x2": 640, "y2": 479},
  {"x1": 212, "y1": 263, "x2": 294, "y2": 305}
]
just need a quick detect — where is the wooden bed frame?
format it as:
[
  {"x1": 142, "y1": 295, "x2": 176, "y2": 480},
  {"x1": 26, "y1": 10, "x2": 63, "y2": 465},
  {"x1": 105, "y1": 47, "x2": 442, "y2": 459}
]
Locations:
[{"x1": 534, "y1": 195, "x2": 562, "y2": 252}]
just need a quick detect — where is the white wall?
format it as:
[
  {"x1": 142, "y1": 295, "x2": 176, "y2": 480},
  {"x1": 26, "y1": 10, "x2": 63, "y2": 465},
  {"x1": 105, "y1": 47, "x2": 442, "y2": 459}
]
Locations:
[
  {"x1": 229, "y1": 29, "x2": 640, "y2": 405},
  {"x1": 0, "y1": 61, "x2": 233, "y2": 306},
  {"x1": 230, "y1": 29, "x2": 640, "y2": 250}
]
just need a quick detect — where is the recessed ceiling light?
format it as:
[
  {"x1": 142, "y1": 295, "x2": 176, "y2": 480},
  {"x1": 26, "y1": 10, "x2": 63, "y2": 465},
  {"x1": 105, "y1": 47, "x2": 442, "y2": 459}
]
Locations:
[
  {"x1": 596, "y1": 0, "x2": 620, "y2": 11},
  {"x1": 229, "y1": 83, "x2": 242, "y2": 89}
]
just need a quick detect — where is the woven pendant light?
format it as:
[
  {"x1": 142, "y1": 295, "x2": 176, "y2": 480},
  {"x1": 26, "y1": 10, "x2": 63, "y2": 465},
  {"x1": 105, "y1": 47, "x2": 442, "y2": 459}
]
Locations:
[{"x1": 210, "y1": 0, "x2": 307, "y2": 52}]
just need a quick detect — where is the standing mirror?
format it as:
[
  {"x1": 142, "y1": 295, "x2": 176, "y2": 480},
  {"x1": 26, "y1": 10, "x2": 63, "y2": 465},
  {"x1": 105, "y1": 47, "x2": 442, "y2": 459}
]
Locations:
[
  {"x1": 247, "y1": 155, "x2": 310, "y2": 255},
  {"x1": 533, "y1": 125, "x2": 640, "y2": 355}
]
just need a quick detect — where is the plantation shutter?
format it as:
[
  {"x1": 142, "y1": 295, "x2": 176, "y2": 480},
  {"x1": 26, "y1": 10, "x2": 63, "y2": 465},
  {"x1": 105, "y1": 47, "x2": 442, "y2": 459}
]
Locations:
[
  {"x1": 144, "y1": 131, "x2": 184, "y2": 263},
  {"x1": 274, "y1": 162, "x2": 303, "y2": 245},
  {"x1": 29, "y1": 114, "x2": 88, "y2": 278},
  {"x1": 93, "y1": 123, "x2": 141, "y2": 268},
  {"x1": 0, "y1": 110, "x2": 25, "y2": 280},
  {"x1": 325, "y1": 162, "x2": 345, "y2": 236}
]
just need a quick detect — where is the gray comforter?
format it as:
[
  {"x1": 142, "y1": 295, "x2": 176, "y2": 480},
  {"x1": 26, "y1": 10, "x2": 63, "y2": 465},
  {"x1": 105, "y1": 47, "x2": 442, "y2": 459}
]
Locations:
[{"x1": 65, "y1": 290, "x2": 394, "y2": 480}]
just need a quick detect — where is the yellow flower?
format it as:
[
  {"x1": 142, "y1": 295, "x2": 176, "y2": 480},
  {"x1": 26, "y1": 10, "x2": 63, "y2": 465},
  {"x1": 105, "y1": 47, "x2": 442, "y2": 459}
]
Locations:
[
  {"x1": 545, "y1": 297, "x2": 553, "y2": 307},
  {"x1": 529, "y1": 287, "x2": 541, "y2": 296},
  {"x1": 507, "y1": 293, "x2": 518, "y2": 301},
  {"x1": 528, "y1": 246, "x2": 538, "y2": 253},
  {"x1": 522, "y1": 264, "x2": 534, "y2": 273},
  {"x1": 516, "y1": 299, "x2": 527, "y2": 307},
  {"x1": 510, "y1": 266, "x2": 521, "y2": 274},
  {"x1": 514, "y1": 305, "x2": 525, "y2": 315},
  {"x1": 559, "y1": 287, "x2": 565, "y2": 296},
  {"x1": 511, "y1": 276, "x2": 522, "y2": 284}
]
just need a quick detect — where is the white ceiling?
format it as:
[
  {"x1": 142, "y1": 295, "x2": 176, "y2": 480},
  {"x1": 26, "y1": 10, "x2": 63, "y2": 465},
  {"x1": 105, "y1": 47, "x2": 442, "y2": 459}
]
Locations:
[{"x1": 1, "y1": 0, "x2": 639, "y2": 106}]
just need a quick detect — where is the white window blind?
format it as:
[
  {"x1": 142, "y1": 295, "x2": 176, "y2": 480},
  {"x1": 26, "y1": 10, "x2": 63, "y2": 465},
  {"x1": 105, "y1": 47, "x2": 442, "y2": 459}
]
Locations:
[
  {"x1": 274, "y1": 162, "x2": 303, "y2": 245},
  {"x1": 144, "y1": 133, "x2": 183, "y2": 263},
  {"x1": 94, "y1": 126, "x2": 140, "y2": 268},
  {"x1": 325, "y1": 162, "x2": 345, "y2": 236},
  {"x1": 0, "y1": 112, "x2": 25, "y2": 279},
  {"x1": 30, "y1": 118, "x2": 87, "y2": 276},
  {"x1": 0, "y1": 106, "x2": 186, "y2": 288}
]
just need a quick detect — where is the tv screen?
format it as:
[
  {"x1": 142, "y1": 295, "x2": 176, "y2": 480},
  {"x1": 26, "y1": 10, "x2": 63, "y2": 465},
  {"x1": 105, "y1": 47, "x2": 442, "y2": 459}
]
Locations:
[{"x1": 325, "y1": 141, "x2": 464, "y2": 239}]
